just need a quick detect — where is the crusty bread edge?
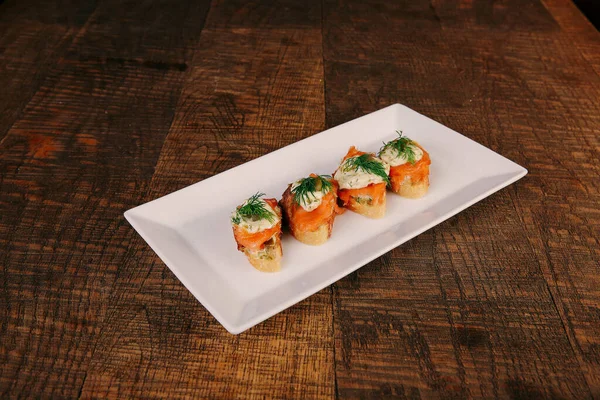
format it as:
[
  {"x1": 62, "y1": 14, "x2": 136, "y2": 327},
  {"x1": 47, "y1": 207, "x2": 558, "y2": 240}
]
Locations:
[
  {"x1": 290, "y1": 218, "x2": 333, "y2": 246},
  {"x1": 392, "y1": 177, "x2": 429, "y2": 199},
  {"x1": 345, "y1": 194, "x2": 386, "y2": 219},
  {"x1": 243, "y1": 236, "x2": 282, "y2": 273},
  {"x1": 280, "y1": 183, "x2": 337, "y2": 246}
]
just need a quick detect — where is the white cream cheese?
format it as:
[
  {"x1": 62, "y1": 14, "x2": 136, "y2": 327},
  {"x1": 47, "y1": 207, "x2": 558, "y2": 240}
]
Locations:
[
  {"x1": 379, "y1": 143, "x2": 423, "y2": 167},
  {"x1": 291, "y1": 180, "x2": 329, "y2": 212},
  {"x1": 334, "y1": 156, "x2": 390, "y2": 190},
  {"x1": 231, "y1": 198, "x2": 279, "y2": 233}
]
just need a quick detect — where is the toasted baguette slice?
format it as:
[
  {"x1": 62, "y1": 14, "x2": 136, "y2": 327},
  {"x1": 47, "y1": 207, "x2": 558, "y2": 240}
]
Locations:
[
  {"x1": 292, "y1": 223, "x2": 331, "y2": 246},
  {"x1": 337, "y1": 182, "x2": 387, "y2": 219},
  {"x1": 381, "y1": 137, "x2": 431, "y2": 199},
  {"x1": 342, "y1": 192, "x2": 386, "y2": 219},
  {"x1": 231, "y1": 196, "x2": 283, "y2": 272},
  {"x1": 283, "y1": 209, "x2": 336, "y2": 246},
  {"x1": 243, "y1": 234, "x2": 282, "y2": 273},
  {"x1": 334, "y1": 147, "x2": 389, "y2": 219},
  {"x1": 280, "y1": 176, "x2": 339, "y2": 246},
  {"x1": 392, "y1": 175, "x2": 429, "y2": 198}
]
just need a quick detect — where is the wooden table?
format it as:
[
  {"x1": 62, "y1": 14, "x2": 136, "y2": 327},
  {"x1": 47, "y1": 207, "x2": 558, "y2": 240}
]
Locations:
[{"x1": 1, "y1": 0, "x2": 599, "y2": 398}]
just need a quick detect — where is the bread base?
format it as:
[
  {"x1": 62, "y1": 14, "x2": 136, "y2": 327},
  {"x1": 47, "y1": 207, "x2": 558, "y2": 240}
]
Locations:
[
  {"x1": 393, "y1": 177, "x2": 429, "y2": 199},
  {"x1": 346, "y1": 195, "x2": 386, "y2": 219},
  {"x1": 244, "y1": 238, "x2": 282, "y2": 273},
  {"x1": 280, "y1": 182, "x2": 338, "y2": 246},
  {"x1": 291, "y1": 219, "x2": 333, "y2": 246}
]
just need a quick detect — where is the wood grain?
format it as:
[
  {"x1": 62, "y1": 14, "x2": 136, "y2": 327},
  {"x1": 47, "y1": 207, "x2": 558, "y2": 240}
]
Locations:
[
  {"x1": 323, "y1": 0, "x2": 600, "y2": 398},
  {"x1": 0, "y1": 0, "x2": 209, "y2": 397},
  {"x1": 204, "y1": 0, "x2": 321, "y2": 28},
  {"x1": 78, "y1": 1, "x2": 333, "y2": 398},
  {"x1": 0, "y1": 0, "x2": 96, "y2": 141},
  {"x1": 543, "y1": 0, "x2": 600, "y2": 75},
  {"x1": 1, "y1": 0, "x2": 599, "y2": 398}
]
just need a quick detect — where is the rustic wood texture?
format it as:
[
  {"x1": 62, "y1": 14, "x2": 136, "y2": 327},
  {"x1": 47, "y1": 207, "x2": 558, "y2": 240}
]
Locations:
[
  {"x1": 0, "y1": 0, "x2": 95, "y2": 142},
  {"x1": 0, "y1": 0, "x2": 599, "y2": 398},
  {"x1": 323, "y1": 1, "x2": 600, "y2": 398}
]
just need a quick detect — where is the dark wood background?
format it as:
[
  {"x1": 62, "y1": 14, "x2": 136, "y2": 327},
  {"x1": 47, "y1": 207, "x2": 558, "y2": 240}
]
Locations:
[{"x1": 1, "y1": 0, "x2": 599, "y2": 398}]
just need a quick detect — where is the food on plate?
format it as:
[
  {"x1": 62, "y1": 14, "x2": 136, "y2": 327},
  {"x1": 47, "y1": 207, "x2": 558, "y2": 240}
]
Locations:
[
  {"x1": 333, "y1": 146, "x2": 390, "y2": 219},
  {"x1": 231, "y1": 193, "x2": 283, "y2": 272},
  {"x1": 379, "y1": 131, "x2": 431, "y2": 198},
  {"x1": 280, "y1": 174, "x2": 344, "y2": 245},
  {"x1": 230, "y1": 133, "x2": 430, "y2": 267}
]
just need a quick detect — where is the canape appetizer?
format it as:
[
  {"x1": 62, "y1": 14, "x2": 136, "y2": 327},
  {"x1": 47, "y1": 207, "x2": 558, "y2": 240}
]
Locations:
[
  {"x1": 280, "y1": 174, "x2": 343, "y2": 245},
  {"x1": 379, "y1": 131, "x2": 431, "y2": 198},
  {"x1": 333, "y1": 146, "x2": 390, "y2": 219},
  {"x1": 231, "y1": 193, "x2": 283, "y2": 272}
]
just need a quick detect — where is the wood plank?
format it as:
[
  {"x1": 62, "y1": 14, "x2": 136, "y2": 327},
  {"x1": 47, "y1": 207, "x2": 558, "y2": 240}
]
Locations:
[
  {"x1": 0, "y1": 1, "x2": 210, "y2": 397},
  {"x1": 323, "y1": 0, "x2": 559, "y2": 67},
  {"x1": 78, "y1": 6, "x2": 332, "y2": 399},
  {"x1": 205, "y1": 0, "x2": 320, "y2": 28},
  {"x1": 542, "y1": 0, "x2": 600, "y2": 76},
  {"x1": 1, "y1": 0, "x2": 598, "y2": 397},
  {"x1": 69, "y1": 0, "x2": 210, "y2": 62},
  {"x1": 323, "y1": 0, "x2": 600, "y2": 397},
  {"x1": 0, "y1": 57, "x2": 187, "y2": 400},
  {"x1": 0, "y1": 0, "x2": 96, "y2": 141}
]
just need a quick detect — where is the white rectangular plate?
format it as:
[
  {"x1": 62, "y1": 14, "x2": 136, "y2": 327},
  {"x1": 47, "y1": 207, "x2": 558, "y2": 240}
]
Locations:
[{"x1": 125, "y1": 104, "x2": 527, "y2": 334}]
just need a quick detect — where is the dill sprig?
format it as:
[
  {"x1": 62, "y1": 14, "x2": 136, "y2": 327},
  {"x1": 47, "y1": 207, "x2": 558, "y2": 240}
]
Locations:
[
  {"x1": 291, "y1": 175, "x2": 333, "y2": 206},
  {"x1": 380, "y1": 130, "x2": 417, "y2": 164},
  {"x1": 342, "y1": 154, "x2": 390, "y2": 185},
  {"x1": 231, "y1": 192, "x2": 275, "y2": 225}
]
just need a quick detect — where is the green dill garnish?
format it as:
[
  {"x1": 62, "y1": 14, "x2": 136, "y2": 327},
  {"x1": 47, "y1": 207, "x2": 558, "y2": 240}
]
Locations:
[
  {"x1": 291, "y1": 175, "x2": 333, "y2": 206},
  {"x1": 380, "y1": 130, "x2": 417, "y2": 164},
  {"x1": 342, "y1": 154, "x2": 390, "y2": 185},
  {"x1": 231, "y1": 192, "x2": 275, "y2": 225}
]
